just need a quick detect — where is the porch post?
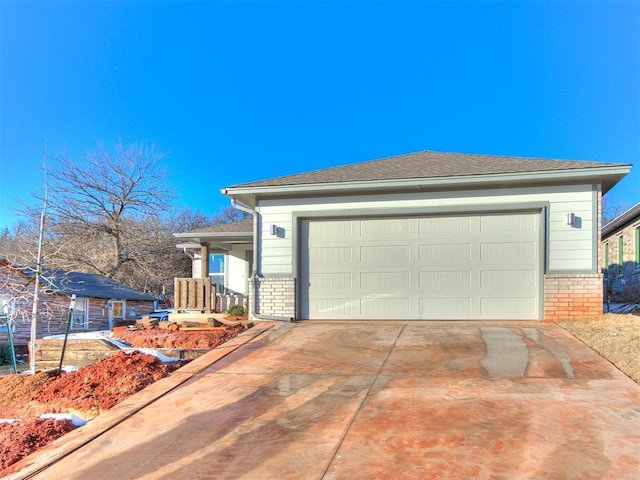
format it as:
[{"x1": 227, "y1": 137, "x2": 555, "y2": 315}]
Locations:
[{"x1": 200, "y1": 243, "x2": 209, "y2": 279}]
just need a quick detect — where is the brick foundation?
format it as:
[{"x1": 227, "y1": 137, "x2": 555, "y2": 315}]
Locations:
[
  {"x1": 544, "y1": 274, "x2": 603, "y2": 321},
  {"x1": 249, "y1": 277, "x2": 296, "y2": 320}
]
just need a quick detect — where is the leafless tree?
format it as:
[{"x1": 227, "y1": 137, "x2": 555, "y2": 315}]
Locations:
[
  {"x1": 1, "y1": 141, "x2": 252, "y2": 297},
  {"x1": 602, "y1": 197, "x2": 630, "y2": 225},
  {"x1": 16, "y1": 141, "x2": 178, "y2": 291},
  {"x1": 211, "y1": 205, "x2": 251, "y2": 225}
]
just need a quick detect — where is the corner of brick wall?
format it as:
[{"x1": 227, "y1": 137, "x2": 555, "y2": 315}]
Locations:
[{"x1": 544, "y1": 274, "x2": 603, "y2": 322}]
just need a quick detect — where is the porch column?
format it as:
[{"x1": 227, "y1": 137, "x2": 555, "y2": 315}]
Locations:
[{"x1": 200, "y1": 243, "x2": 209, "y2": 279}]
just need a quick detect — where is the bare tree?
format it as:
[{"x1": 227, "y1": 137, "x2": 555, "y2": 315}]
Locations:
[
  {"x1": 602, "y1": 197, "x2": 630, "y2": 225},
  {"x1": 40, "y1": 141, "x2": 175, "y2": 283},
  {"x1": 211, "y1": 205, "x2": 251, "y2": 225}
]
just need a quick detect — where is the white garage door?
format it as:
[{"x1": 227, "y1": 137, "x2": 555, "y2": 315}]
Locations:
[{"x1": 300, "y1": 212, "x2": 541, "y2": 320}]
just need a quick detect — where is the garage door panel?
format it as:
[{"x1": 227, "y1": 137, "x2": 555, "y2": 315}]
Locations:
[
  {"x1": 480, "y1": 242, "x2": 537, "y2": 260},
  {"x1": 360, "y1": 271, "x2": 411, "y2": 289},
  {"x1": 480, "y1": 214, "x2": 537, "y2": 233},
  {"x1": 419, "y1": 298, "x2": 472, "y2": 317},
  {"x1": 301, "y1": 213, "x2": 540, "y2": 320},
  {"x1": 361, "y1": 297, "x2": 411, "y2": 315},
  {"x1": 419, "y1": 271, "x2": 472, "y2": 288},
  {"x1": 480, "y1": 297, "x2": 537, "y2": 316},
  {"x1": 360, "y1": 218, "x2": 411, "y2": 236},
  {"x1": 361, "y1": 245, "x2": 411, "y2": 262},
  {"x1": 419, "y1": 216, "x2": 471, "y2": 234},
  {"x1": 480, "y1": 270, "x2": 536, "y2": 287},
  {"x1": 309, "y1": 220, "x2": 352, "y2": 237},
  {"x1": 309, "y1": 298, "x2": 354, "y2": 315},
  {"x1": 309, "y1": 246, "x2": 352, "y2": 262},
  {"x1": 309, "y1": 272, "x2": 352, "y2": 289},
  {"x1": 419, "y1": 243, "x2": 471, "y2": 262}
]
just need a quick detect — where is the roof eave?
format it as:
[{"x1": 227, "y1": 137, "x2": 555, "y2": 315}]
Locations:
[
  {"x1": 223, "y1": 166, "x2": 631, "y2": 205},
  {"x1": 602, "y1": 202, "x2": 640, "y2": 238},
  {"x1": 173, "y1": 231, "x2": 253, "y2": 244}
]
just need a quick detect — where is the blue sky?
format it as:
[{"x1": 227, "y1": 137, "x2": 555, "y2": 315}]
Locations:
[{"x1": 1, "y1": 0, "x2": 639, "y2": 229}]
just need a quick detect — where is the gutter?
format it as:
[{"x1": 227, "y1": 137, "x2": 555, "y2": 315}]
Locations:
[{"x1": 230, "y1": 199, "x2": 293, "y2": 323}]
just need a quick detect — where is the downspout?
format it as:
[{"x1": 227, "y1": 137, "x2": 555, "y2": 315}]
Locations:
[{"x1": 230, "y1": 198, "x2": 293, "y2": 322}]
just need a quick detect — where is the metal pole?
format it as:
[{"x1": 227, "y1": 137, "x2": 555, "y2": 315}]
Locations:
[
  {"x1": 57, "y1": 294, "x2": 76, "y2": 376},
  {"x1": 6, "y1": 317, "x2": 17, "y2": 374}
]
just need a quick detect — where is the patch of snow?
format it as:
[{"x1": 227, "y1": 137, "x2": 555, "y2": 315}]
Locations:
[
  {"x1": 43, "y1": 331, "x2": 112, "y2": 340},
  {"x1": 40, "y1": 413, "x2": 87, "y2": 427},
  {"x1": 127, "y1": 348, "x2": 185, "y2": 363}
]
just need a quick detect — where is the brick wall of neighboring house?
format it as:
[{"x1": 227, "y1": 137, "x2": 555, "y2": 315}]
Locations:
[
  {"x1": 602, "y1": 219, "x2": 640, "y2": 303},
  {"x1": 249, "y1": 277, "x2": 295, "y2": 320},
  {"x1": 544, "y1": 274, "x2": 603, "y2": 321}
]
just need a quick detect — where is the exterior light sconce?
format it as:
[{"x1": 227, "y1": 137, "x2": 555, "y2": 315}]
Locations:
[
  {"x1": 567, "y1": 213, "x2": 576, "y2": 226},
  {"x1": 270, "y1": 224, "x2": 278, "y2": 235}
]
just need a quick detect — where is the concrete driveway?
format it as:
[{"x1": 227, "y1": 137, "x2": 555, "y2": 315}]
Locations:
[{"x1": 8, "y1": 321, "x2": 640, "y2": 479}]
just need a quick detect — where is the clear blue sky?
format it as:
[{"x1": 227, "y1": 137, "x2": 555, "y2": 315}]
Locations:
[{"x1": 1, "y1": 0, "x2": 639, "y2": 229}]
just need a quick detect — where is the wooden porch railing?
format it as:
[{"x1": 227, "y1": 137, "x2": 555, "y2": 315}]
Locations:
[{"x1": 173, "y1": 278, "x2": 217, "y2": 313}]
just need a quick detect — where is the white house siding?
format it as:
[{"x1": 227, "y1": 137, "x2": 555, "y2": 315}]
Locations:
[{"x1": 256, "y1": 184, "x2": 596, "y2": 276}]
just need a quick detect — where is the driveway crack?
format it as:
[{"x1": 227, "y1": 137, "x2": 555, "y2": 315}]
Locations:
[{"x1": 320, "y1": 322, "x2": 408, "y2": 479}]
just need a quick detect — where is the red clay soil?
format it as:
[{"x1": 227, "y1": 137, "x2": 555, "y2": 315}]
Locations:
[
  {"x1": 111, "y1": 323, "x2": 245, "y2": 349},
  {"x1": 0, "y1": 323, "x2": 246, "y2": 476}
]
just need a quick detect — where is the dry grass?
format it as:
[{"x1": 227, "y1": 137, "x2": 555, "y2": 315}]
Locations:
[{"x1": 556, "y1": 312, "x2": 640, "y2": 384}]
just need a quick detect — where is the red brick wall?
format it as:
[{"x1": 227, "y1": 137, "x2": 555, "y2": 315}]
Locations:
[{"x1": 544, "y1": 274, "x2": 603, "y2": 321}]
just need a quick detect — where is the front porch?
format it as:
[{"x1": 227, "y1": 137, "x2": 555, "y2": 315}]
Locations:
[{"x1": 173, "y1": 277, "x2": 246, "y2": 316}]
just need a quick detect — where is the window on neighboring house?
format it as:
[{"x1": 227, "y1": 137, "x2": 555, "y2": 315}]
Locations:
[
  {"x1": 112, "y1": 301, "x2": 125, "y2": 321},
  {"x1": 0, "y1": 295, "x2": 15, "y2": 328},
  {"x1": 71, "y1": 297, "x2": 89, "y2": 329},
  {"x1": 636, "y1": 225, "x2": 640, "y2": 269},
  {"x1": 618, "y1": 235, "x2": 624, "y2": 275},
  {"x1": 209, "y1": 253, "x2": 225, "y2": 294},
  {"x1": 604, "y1": 242, "x2": 610, "y2": 275}
]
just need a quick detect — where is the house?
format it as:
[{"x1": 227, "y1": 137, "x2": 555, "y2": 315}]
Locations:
[
  {"x1": 0, "y1": 260, "x2": 157, "y2": 354},
  {"x1": 210, "y1": 149, "x2": 631, "y2": 322},
  {"x1": 601, "y1": 202, "x2": 640, "y2": 303},
  {"x1": 175, "y1": 150, "x2": 631, "y2": 321}
]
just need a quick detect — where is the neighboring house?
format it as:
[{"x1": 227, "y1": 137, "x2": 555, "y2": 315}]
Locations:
[
  {"x1": 601, "y1": 203, "x2": 640, "y2": 303},
  {"x1": 174, "y1": 218, "x2": 253, "y2": 312},
  {"x1": 215, "y1": 149, "x2": 630, "y2": 322},
  {"x1": 0, "y1": 260, "x2": 157, "y2": 354}
]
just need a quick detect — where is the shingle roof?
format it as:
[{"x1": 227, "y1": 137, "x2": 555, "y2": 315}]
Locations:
[
  {"x1": 16, "y1": 267, "x2": 157, "y2": 301},
  {"x1": 185, "y1": 218, "x2": 253, "y2": 234},
  {"x1": 229, "y1": 150, "x2": 624, "y2": 188}
]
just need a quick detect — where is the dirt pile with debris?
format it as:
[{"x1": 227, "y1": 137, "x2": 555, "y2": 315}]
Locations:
[
  {"x1": 0, "y1": 322, "x2": 247, "y2": 476},
  {"x1": 111, "y1": 322, "x2": 245, "y2": 349}
]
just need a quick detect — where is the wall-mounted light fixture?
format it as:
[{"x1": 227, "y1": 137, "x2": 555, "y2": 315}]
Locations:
[
  {"x1": 567, "y1": 213, "x2": 576, "y2": 226},
  {"x1": 270, "y1": 224, "x2": 278, "y2": 235}
]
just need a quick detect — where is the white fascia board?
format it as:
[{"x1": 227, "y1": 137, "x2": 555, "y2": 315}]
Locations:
[
  {"x1": 175, "y1": 242, "x2": 201, "y2": 249},
  {"x1": 222, "y1": 166, "x2": 631, "y2": 203},
  {"x1": 173, "y1": 232, "x2": 253, "y2": 243}
]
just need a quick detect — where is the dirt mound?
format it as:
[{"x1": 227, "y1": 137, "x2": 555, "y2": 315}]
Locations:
[
  {"x1": 0, "y1": 418, "x2": 75, "y2": 472},
  {"x1": 0, "y1": 323, "x2": 247, "y2": 476},
  {"x1": 111, "y1": 323, "x2": 245, "y2": 349}
]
